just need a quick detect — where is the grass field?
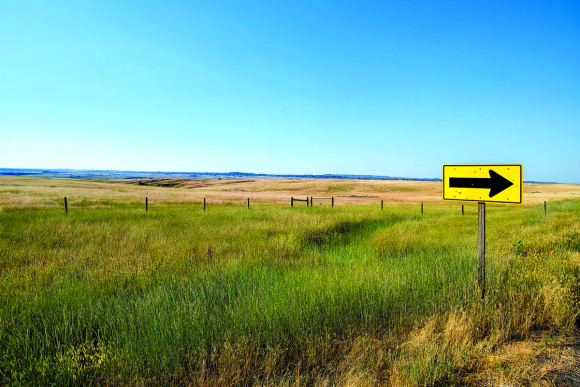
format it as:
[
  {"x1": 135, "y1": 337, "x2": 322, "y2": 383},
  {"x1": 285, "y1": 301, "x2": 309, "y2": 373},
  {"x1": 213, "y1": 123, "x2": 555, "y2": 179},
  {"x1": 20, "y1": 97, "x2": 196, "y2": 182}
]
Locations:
[{"x1": 0, "y1": 177, "x2": 579, "y2": 386}]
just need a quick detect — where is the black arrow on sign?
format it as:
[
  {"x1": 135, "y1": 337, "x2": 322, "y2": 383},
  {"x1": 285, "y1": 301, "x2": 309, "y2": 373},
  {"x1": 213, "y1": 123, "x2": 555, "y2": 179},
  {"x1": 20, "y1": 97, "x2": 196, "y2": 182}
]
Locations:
[{"x1": 449, "y1": 169, "x2": 513, "y2": 198}]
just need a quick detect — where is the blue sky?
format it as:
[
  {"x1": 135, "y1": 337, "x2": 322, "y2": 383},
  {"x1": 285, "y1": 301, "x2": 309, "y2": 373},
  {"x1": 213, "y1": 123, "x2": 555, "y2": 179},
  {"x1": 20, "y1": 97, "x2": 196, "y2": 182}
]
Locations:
[{"x1": 1, "y1": 1, "x2": 579, "y2": 183}]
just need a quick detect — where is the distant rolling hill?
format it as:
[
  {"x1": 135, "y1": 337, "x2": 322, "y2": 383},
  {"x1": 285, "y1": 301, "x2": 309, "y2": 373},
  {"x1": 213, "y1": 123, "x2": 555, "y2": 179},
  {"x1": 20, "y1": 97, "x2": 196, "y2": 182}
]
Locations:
[
  {"x1": 0, "y1": 168, "x2": 557, "y2": 184},
  {"x1": 0, "y1": 168, "x2": 442, "y2": 182}
]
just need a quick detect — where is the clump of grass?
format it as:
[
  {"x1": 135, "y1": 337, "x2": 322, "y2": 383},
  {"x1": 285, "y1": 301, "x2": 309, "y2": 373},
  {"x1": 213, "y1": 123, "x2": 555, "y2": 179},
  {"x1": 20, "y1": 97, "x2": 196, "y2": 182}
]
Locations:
[
  {"x1": 322, "y1": 184, "x2": 354, "y2": 193},
  {"x1": 365, "y1": 184, "x2": 421, "y2": 193}
]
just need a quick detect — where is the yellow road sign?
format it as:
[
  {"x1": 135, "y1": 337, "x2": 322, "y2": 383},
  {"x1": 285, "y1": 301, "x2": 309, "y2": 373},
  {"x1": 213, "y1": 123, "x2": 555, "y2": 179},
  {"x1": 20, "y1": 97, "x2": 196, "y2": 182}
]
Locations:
[{"x1": 443, "y1": 164, "x2": 522, "y2": 204}]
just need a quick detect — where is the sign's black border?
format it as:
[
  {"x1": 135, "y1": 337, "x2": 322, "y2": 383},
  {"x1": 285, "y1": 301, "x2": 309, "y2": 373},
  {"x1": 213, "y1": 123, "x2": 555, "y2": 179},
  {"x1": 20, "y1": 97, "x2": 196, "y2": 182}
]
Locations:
[{"x1": 442, "y1": 164, "x2": 523, "y2": 204}]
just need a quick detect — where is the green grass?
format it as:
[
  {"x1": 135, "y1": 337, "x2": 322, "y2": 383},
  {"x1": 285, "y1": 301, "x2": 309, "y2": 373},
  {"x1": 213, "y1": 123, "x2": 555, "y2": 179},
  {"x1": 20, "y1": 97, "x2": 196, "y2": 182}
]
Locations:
[{"x1": 0, "y1": 201, "x2": 579, "y2": 386}]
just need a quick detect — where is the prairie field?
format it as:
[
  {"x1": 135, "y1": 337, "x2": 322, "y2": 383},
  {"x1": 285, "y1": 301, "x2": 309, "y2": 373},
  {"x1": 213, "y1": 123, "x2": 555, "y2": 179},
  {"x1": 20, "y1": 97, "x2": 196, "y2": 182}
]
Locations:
[{"x1": 0, "y1": 176, "x2": 579, "y2": 386}]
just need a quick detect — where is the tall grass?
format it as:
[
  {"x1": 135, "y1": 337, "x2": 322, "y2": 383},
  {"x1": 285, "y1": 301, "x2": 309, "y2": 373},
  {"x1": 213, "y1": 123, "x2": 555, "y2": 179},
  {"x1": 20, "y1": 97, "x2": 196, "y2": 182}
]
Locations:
[{"x1": 0, "y1": 200, "x2": 578, "y2": 386}]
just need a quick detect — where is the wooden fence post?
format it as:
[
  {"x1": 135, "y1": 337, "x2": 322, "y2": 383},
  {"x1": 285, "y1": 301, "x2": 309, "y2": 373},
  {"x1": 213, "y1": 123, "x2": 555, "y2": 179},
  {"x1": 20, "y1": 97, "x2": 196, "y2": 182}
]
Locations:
[
  {"x1": 421, "y1": 202, "x2": 423, "y2": 214},
  {"x1": 311, "y1": 197, "x2": 313, "y2": 207},
  {"x1": 462, "y1": 204, "x2": 464, "y2": 216},
  {"x1": 204, "y1": 198, "x2": 206, "y2": 212},
  {"x1": 248, "y1": 198, "x2": 250, "y2": 209},
  {"x1": 291, "y1": 197, "x2": 293, "y2": 207},
  {"x1": 332, "y1": 197, "x2": 334, "y2": 207},
  {"x1": 544, "y1": 201, "x2": 546, "y2": 215},
  {"x1": 478, "y1": 202, "x2": 486, "y2": 299},
  {"x1": 381, "y1": 200, "x2": 383, "y2": 210},
  {"x1": 146, "y1": 197, "x2": 148, "y2": 212},
  {"x1": 64, "y1": 197, "x2": 68, "y2": 215}
]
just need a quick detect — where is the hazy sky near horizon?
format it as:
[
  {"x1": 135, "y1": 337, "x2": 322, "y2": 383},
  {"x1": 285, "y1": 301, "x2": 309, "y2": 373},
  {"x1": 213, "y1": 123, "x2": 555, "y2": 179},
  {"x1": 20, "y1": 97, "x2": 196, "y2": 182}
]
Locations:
[{"x1": 1, "y1": 1, "x2": 579, "y2": 183}]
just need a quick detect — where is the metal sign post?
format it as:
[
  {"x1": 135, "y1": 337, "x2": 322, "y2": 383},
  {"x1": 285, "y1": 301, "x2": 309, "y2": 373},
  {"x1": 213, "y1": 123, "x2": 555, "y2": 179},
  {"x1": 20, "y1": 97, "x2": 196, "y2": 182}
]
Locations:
[
  {"x1": 443, "y1": 164, "x2": 523, "y2": 299},
  {"x1": 478, "y1": 202, "x2": 485, "y2": 298}
]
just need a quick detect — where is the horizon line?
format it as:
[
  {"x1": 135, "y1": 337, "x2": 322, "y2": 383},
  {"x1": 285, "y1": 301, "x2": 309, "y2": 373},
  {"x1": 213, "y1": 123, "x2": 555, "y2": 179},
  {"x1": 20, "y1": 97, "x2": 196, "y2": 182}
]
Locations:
[{"x1": 0, "y1": 167, "x2": 564, "y2": 185}]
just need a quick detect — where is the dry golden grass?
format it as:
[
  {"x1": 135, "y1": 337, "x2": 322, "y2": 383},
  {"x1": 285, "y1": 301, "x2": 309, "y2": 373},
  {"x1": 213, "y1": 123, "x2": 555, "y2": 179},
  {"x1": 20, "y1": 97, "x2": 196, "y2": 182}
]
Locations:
[
  {"x1": 463, "y1": 332, "x2": 580, "y2": 387},
  {"x1": 1, "y1": 176, "x2": 578, "y2": 208}
]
